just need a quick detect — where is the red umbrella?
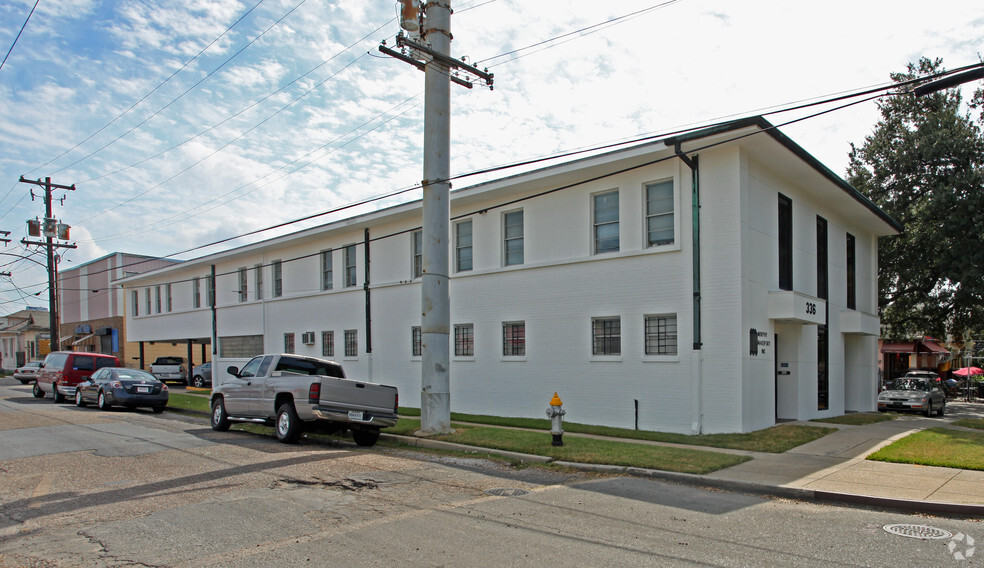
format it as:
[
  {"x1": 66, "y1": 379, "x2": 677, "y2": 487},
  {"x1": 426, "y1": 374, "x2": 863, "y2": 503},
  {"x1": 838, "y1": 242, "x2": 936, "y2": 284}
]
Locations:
[{"x1": 953, "y1": 367, "x2": 984, "y2": 376}]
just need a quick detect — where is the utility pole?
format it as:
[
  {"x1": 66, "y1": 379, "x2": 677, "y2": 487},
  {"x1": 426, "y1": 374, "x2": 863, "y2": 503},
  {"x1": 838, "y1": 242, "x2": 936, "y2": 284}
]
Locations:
[
  {"x1": 18, "y1": 176, "x2": 77, "y2": 351},
  {"x1": 379, "y1": 1, "x2": 493, "y2": 434}
]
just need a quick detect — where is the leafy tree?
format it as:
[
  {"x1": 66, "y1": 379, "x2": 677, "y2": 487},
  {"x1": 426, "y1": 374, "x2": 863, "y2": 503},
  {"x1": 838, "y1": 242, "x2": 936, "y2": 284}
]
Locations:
[{"x1": 847, "y1": 58, "x2": 984, "y2": 342}]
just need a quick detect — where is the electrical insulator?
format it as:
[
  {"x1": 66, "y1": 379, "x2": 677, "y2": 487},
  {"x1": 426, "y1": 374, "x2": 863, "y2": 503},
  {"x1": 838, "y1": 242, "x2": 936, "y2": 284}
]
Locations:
[
  {"x1": 27, "y1": 219, "x2": 40, "y2": 237},
  {"x1": 399, "y1": 0, "x2": 420, "y2": 32},
  {"x1": 57, "y1": 223, "x2": 70, "y2": 240}
]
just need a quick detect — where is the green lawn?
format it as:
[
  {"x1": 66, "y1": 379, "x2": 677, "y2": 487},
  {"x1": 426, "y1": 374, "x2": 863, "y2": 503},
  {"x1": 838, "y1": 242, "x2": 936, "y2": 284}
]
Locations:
[
  {"x1": 868, "y1": 428, "x2": 984, "y2": 470},
  {"x1": 810, "y1": 413, "x2": 895, "y2": 426}
]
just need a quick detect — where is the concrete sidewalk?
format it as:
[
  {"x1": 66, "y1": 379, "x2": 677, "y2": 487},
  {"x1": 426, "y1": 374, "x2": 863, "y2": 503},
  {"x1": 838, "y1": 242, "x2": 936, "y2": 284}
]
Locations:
[{"x1": 390, "y1": 404, "x2": 984, "y2": 516}]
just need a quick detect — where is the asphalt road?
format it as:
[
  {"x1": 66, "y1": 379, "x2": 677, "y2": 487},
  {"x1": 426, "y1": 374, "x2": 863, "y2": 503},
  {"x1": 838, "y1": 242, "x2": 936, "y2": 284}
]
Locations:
[{"x1": 1, "y1": 377, "x2": 981, "y2": 567}]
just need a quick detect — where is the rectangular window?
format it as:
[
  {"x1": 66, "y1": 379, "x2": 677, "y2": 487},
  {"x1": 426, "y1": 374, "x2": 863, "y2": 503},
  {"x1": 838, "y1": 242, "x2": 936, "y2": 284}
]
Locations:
[
  {"x1": 344, "y1": 329, "x2": 358, "y2": 357},
  {"x1": 778, "y1": 193, "x2": 793, "y2": 291},
  {"x1": 219, "y1": 335, "x2": 264, "y2": 358},
  {"x1": 502, "y1": 322, "x2": 525, "y2": 356},
  {"x1": 255, "y1": 263, "x2": 263, "y2": 300},
  {"x1": 454, "y1": 324, "x2": 474, "y2": 357},
  {"x1": 846, "y1": 233, "x2": 856, "y2": 310},
  {"x1": 645, "y1": 180, "x2": 674, "y2": 247},
  {"x1": 412, "y1": 326, "x2": 422, "y2": 357},
  {"x1": 504, "y1": 210, "x2": 524, "y2": 266},
  {"x1": 594, "y1": 190, "x2": 620, "y2": 253},
  {"x1": 321, "y1": 331, "x2": 334, "y2": 357},
  {"x1": 817, "y1": 216, "x2": 828, "y2": 300},
  {"x1": 818, "y1": 324, "x2": 829, "y2": 410},
  {"x1": 146, "y1": 288, "x2": 151, "y2": 314},
  {"x1": 344, "y1": 245, "x2": 357, "y2": 287},
  {"x1": 131, "y1": 290, "x2": 139, "y2": 316},
  {"x1": 273, "y1": 260, "x2": 283, "y2": 298},
  {"x1": 238, "y1": 267, "x2": 248, "y2": 302},
  {"x1": 412, "y1": 230, "x2": 423, "y2": 278},
  {"x1": 206, "y1": 274, "x2": 215, "y2": 307},
  {"x1": 456, "y1": 220, "x2": 473, "y2": 272},
  {"x1": 193, "y1": 277, "x2": 201, "y2": 308},
  {"x1": 165, "y1": 284, "x2": 172, "y2": 312},
  {"x1": 284, "y1": 333, "x2": 295, "y2": 354},
  {"x1": 321, "y1": 250, "x2": 333, "y2": 291},
  {"x1": 645, "y1": 315, "x2": 678, "y2": 355},
  {"x1": 592, "y1": 317, "x2": 621, "y2": 355},
  {"x1": 155, "y1": 286, "x2": 161, "y2": 313}
]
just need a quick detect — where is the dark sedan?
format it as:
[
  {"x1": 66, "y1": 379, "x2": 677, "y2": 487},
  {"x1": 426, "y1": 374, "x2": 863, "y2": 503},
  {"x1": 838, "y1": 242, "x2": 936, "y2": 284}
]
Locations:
[{"x1": 74, "y1": 367, "x2": 169, "y2": 413}]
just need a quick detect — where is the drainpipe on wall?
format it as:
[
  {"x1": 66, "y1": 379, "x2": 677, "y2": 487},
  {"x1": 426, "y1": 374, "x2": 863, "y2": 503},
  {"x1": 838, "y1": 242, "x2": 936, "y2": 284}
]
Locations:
[
  {"x1": 673, "y1": 143, "x2": 703, "y2": 434},
  {"x1": 210, "y1": 264, "x2": 217, "y2": 372},
  {"x1": 364, "y1": 228, "x2": 373, "y2": 381}
]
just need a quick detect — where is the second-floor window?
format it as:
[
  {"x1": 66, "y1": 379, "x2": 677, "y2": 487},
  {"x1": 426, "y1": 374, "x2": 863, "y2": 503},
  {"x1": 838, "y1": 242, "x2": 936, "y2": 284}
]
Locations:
[
  {"x1": 345, "y1": 245, "x2": 357, "y2": 287},
  {"x1": 132, "y1": 290, "x2": 139, "y2": 316},
  {"x1": 165, "y1": 284, "x2": 172, "y2": 312},
  {"x1": 504, "y1": 210, "x2": 524, "y2": 266},
  {"x1": 456, "y1": 220, "x2": 473, "y2": 272},
  {"x1": 273, "y1": 260, "x2": 283, "y2": 297},
  {"x1": 646, "y1": 180, "x2": 674, "y2": 247},
  {"x1": 238, "y1": 267, "x2": 248, "y2": 302},
  {"x1": 412, "y1": 230, "x2": 423, "y2": 278},
  {"x1": 206, "y1": 274, "x2": 215, "y2": 307},
  {"x1": 193, "y1": 277, "x2": 201, "y2": 308},
  {"x1": 155, "y1": 286, "x2": 161, "y2": 313},
  {"x1": 594, "y1": 190, "x2": 619, "y2": 254},
  {"x1": 146, "y1": 288, "x2": 151, "y2": 314},
  {"x1": 255, "y1": 263, "x2": 263, "y2": 300},
  {"x1": 321, "y1": 250, "x2": 333, "y2": 291},
  {"x1": 778, "y1": 193, "x2": 793, "y2": 291}
]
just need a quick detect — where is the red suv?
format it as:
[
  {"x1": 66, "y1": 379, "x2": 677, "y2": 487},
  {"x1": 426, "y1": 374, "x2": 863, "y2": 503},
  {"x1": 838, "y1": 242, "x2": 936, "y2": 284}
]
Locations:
[{"x1": 33, "y1": 351, "x2": 121, "y2": 403}]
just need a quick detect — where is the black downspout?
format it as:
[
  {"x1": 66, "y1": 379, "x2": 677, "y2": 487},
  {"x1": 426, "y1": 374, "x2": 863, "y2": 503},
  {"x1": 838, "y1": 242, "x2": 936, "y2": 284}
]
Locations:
[
  {"x1": 364, "y1": 229, "x2": 372, "y2": 356},
  {"x1": 186, "y1": 339, "x2": 193, "y2": 384},
  {"x1": 210, "y1": 264, "x2": 218, "y2": 363},
  {"x1": 139, "y1": 341, "x2": 145, "y2": 371},
  {"x1": 674, "y1": 143, "x2": 701, "y2": 350}
]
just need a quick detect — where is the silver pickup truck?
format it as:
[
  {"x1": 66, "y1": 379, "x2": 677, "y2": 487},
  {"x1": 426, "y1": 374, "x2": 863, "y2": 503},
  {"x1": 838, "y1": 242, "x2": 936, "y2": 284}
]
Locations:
[{"x1": 210, "y1": 353, "x2": 398, "y2": 447}]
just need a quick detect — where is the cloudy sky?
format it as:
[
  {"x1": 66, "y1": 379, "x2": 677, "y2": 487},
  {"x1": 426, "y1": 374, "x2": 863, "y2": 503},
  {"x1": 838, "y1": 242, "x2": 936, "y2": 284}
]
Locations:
[{"x1": 0, "y1": 0, "x2": 982, "y2": 311}]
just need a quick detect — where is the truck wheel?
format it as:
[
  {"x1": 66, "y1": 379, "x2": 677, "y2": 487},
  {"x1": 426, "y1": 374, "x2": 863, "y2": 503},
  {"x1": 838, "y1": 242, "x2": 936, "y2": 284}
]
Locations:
[
  {"x1": 352, "y1": 428, "x2": 381, "y2": 447},
  {"x1": 32, "y1": 383, "x2": 44, "y2": 398},
  {"x1": 275, "y1": 403, "x2": 303, "y2": 444},
  {"x1": 210, "y1": 397, "x2": 230, "y2": 431},
  {"x1": 52, "y1": 383, "x2": 65, "y2": 404}
]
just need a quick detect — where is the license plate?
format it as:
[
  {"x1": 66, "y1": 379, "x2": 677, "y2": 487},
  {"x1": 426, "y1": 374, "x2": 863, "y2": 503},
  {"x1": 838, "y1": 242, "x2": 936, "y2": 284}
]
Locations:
[
  {"x1": 348, "y1": 411, "x2": 364, "y2": 421},
  {"x1": 137, "y1": 387, "x2": 150, "y2": 393}
]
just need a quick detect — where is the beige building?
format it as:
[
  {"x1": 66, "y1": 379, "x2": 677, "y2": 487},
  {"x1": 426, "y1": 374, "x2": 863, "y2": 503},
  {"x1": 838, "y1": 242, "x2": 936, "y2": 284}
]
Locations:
[
  {"x1": 0, "y1": 307, "x2": 49, "y2": 370},
  {"x1": 57, "y1": 252, "x2": 202, "y2": 370}
]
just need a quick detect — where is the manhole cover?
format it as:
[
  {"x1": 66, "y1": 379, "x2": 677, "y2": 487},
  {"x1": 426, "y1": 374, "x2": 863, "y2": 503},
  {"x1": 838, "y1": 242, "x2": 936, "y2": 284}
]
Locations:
[
  {"x1": 883, "y1": 524, "x2": 953, "y2": 540},
  {"x1": 484, "y1": 488, "x2": 530, "y2": 497}
]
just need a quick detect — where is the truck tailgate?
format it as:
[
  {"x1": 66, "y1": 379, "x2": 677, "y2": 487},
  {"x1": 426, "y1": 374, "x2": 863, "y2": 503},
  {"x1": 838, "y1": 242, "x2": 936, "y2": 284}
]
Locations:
[{"x1": 319, "y1": 378, "x2": 397, "y2": 414}]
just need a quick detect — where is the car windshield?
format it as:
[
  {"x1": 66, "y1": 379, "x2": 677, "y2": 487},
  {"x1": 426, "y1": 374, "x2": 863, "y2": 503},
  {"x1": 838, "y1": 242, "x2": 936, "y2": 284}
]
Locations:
[{"x1": 894, "y1": 378, "x2": 930, "y2": 391}]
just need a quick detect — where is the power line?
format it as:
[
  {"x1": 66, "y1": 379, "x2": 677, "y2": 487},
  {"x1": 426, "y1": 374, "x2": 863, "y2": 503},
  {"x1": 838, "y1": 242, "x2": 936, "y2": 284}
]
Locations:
[{"x1": 0, "y1": 0, "x2": 39, "y2": 73}]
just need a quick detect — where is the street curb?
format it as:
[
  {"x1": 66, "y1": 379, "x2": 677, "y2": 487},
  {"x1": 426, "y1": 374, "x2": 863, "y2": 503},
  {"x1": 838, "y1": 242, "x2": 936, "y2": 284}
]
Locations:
[{"x1": 383, "y1": 434, "x2": 984, "y2": 517}]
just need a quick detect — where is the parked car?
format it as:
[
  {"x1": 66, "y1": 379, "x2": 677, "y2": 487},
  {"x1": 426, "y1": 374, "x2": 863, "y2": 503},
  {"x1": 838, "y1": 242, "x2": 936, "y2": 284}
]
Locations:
[
  {"x1": 191, "y1": 361, "x2": 212, "y2": 388},
  {"x1": 877, "y1": 374, "x2": 946, "y2": 416},
  {"x1": 211, "y1": 353, "x2": 398, "y2": 446},
  {"x1": 12, "y1": 361, "x2": 43, "y2": 385},
  {"x1": 33, "y1": 351, "x2": 121, "y2": 403},
  {"x1": 75, "y1": 367, "x2": 168, "y2": 413},
  {"x1": 149, "y1": 356, "x2": 187, "y2": 384}
]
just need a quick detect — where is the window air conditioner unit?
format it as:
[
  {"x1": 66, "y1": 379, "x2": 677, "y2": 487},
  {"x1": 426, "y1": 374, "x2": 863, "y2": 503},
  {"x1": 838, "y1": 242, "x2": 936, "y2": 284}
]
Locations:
[{"x1": 301, "y1": 331, "x2": 316, "y2": 344}]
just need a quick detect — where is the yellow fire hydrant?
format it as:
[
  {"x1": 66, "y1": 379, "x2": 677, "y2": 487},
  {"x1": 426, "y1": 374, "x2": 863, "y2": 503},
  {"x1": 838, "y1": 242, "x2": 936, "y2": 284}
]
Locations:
[{"x1": 546, "y1": 392, "x2": 566, "y2": 446}]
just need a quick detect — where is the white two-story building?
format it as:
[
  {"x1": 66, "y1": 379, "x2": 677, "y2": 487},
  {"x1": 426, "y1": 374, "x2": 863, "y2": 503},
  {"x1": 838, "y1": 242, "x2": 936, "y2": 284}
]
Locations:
[{"x1": 122, "y1": 117, "x2": 901, "y2": 434}]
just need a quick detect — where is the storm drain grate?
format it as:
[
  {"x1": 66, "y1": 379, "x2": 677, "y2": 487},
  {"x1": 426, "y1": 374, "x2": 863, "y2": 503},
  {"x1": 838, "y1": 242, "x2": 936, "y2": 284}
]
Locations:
[
  {"x1": 883, "y1": 524, "x2": 953, "y2": 540},
  {"x1": 484, "y1": 488, "x2": 530, "y2": 497}
]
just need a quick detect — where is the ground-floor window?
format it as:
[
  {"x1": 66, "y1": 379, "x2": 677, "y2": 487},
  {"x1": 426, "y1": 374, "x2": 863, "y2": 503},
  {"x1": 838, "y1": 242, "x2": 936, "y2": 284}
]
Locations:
[
  {"x1": 321, "y1": 331, "x2": 334, "y2": 357},
  {"x1": 344, "y1": 330, "x2": 358, "y2": 357},
  {"x1": 219, "y1": 335, "x2": 264, "y2": 359},
  {"x1": 455, "y1": 324, "x2": 474, "y2": 357},
  {"x1": 644, "y1": 314, "x2": 677, "y2": 355},
  {"x1": 284, "y1": 333, "x2": 295, "y2": 354},
  {"x1": 411, "y1": 326, "x2": 422, "y2": 357},
  {"x1": 502, "y1": 322, "x2": 525, "y2": 356},
  {"x1": 592, "y1": 317, "x2": 621, "y2": 355},
  {"x1": 818, "y1": 324, "x2": 828, "y2": 410}
]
